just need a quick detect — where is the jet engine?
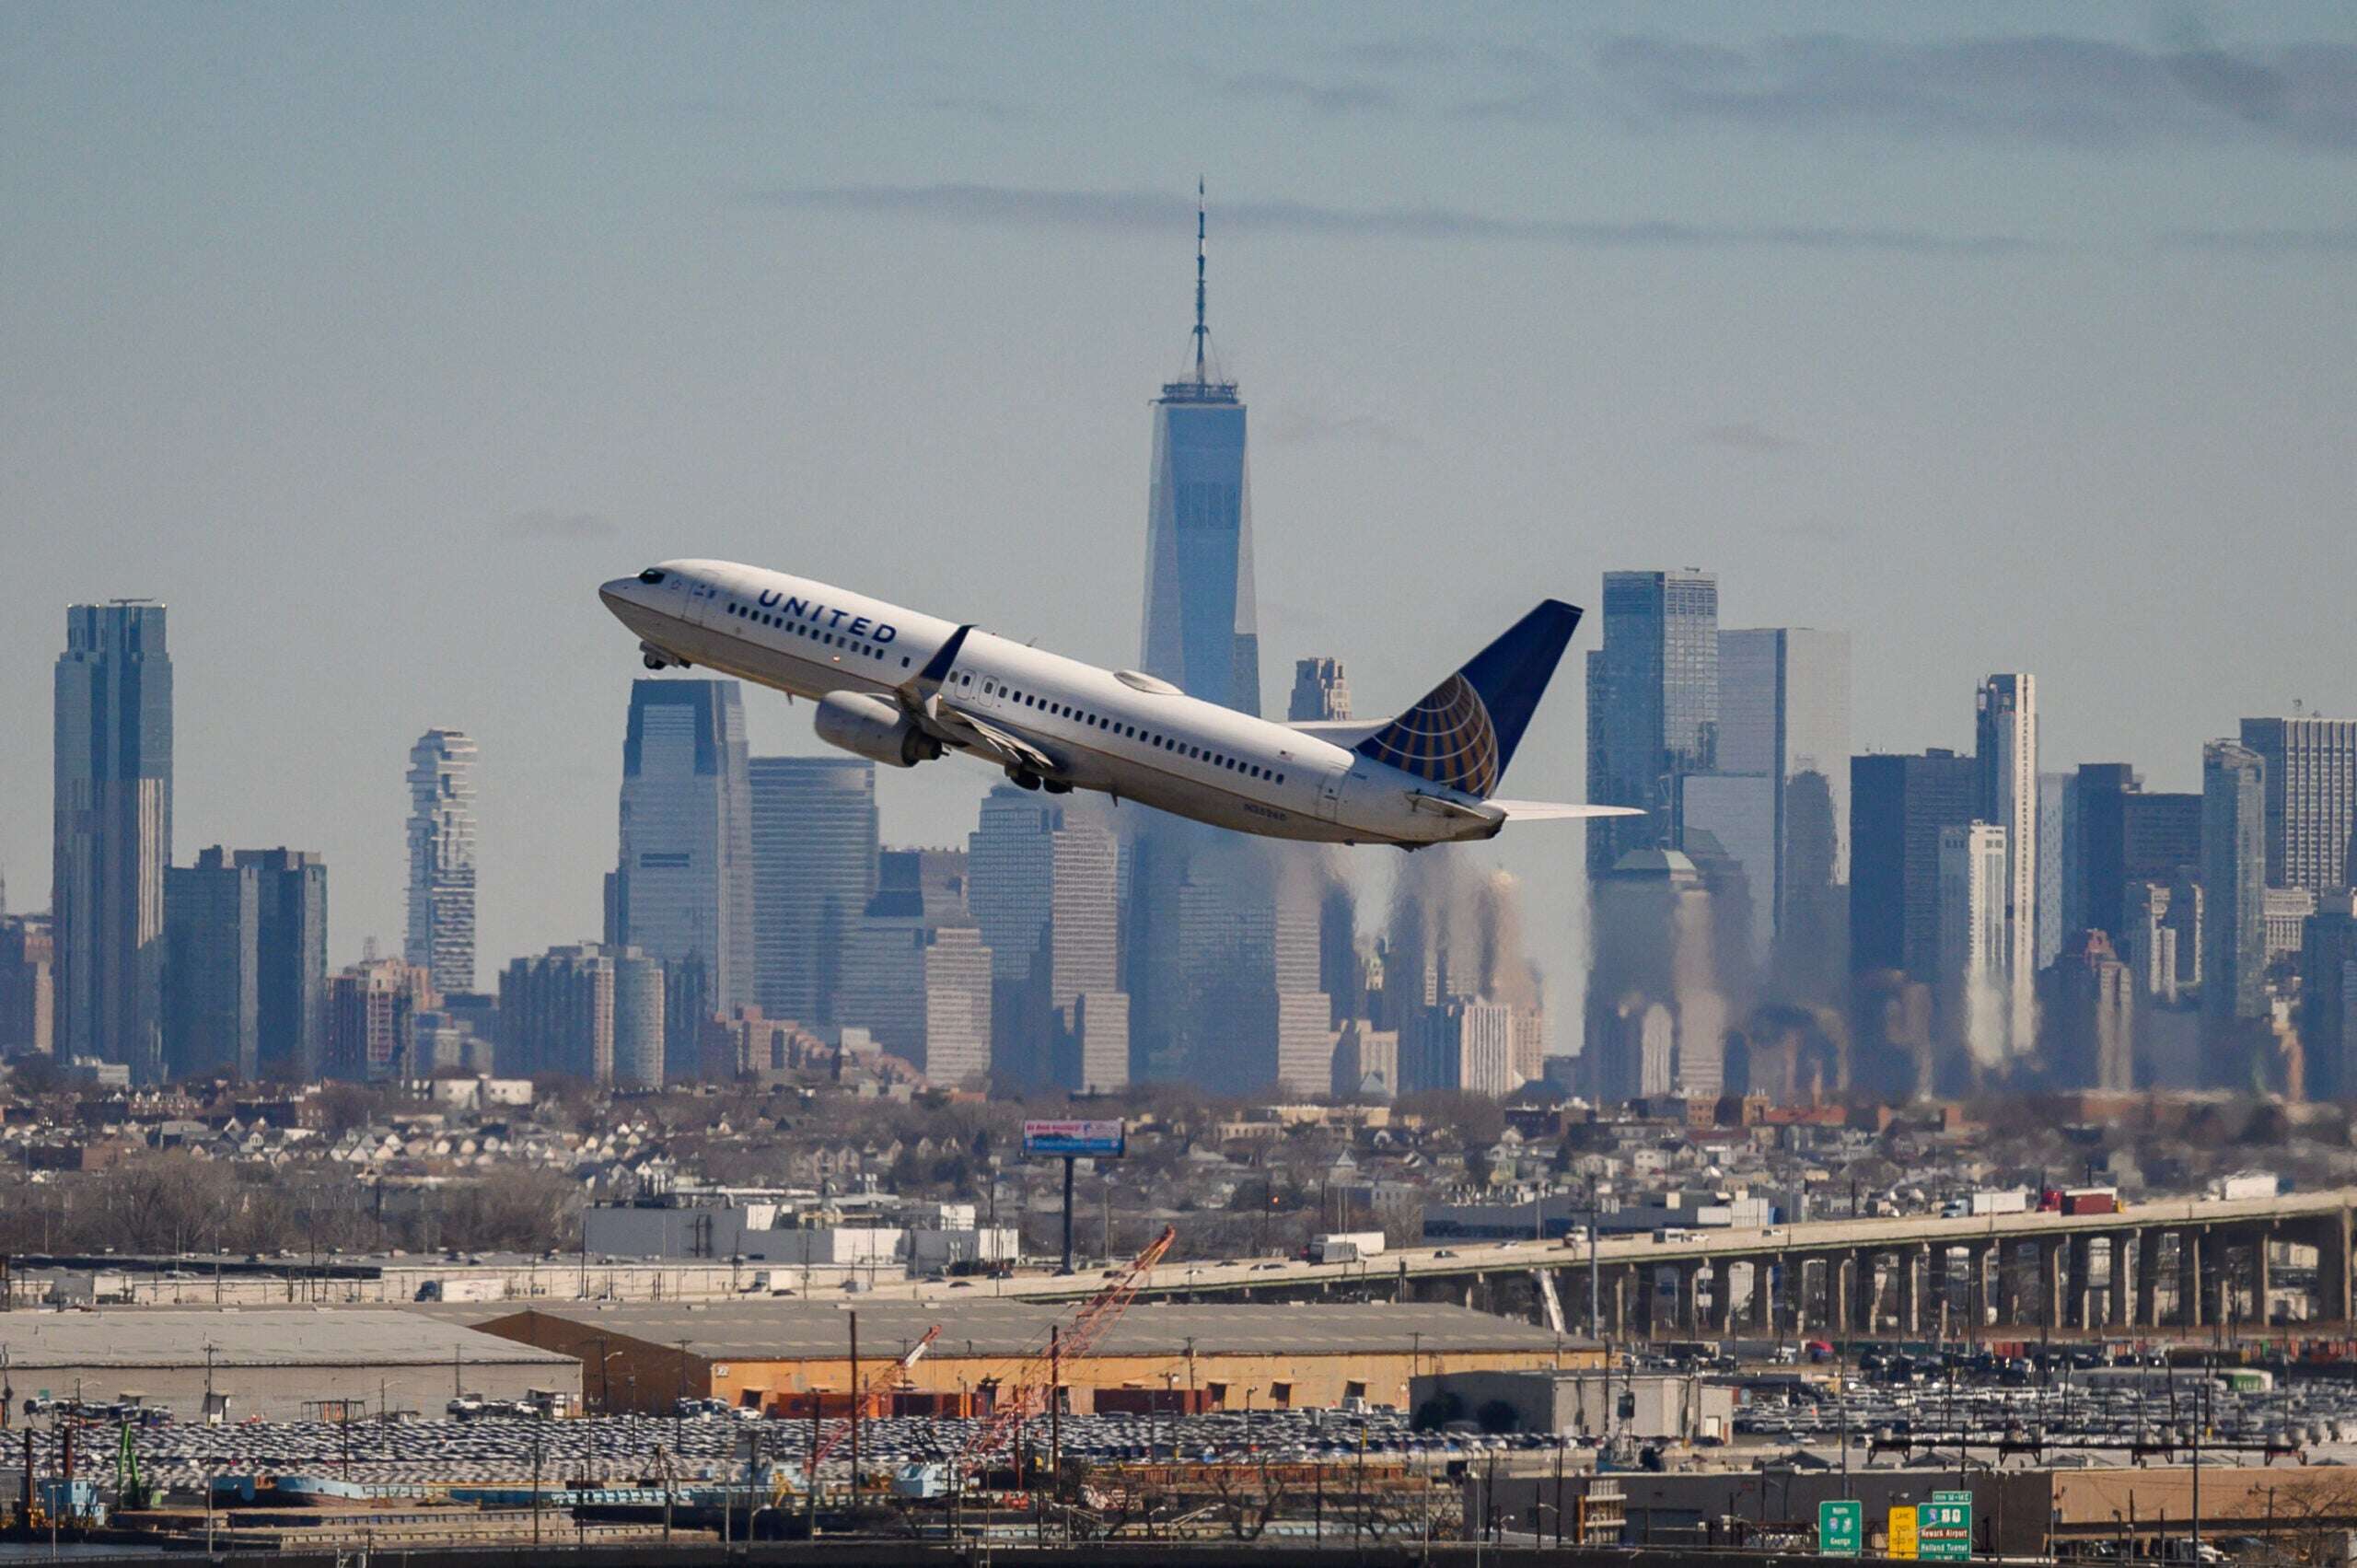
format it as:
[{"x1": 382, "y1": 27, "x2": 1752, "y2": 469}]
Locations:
[{"x1": 813, "y1": 691, "x2": 943, "y2": 768}]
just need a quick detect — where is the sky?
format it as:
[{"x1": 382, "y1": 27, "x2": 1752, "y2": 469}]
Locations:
[{"x1": 4, "y1": 2, "x2": 2354, "y2": 989}]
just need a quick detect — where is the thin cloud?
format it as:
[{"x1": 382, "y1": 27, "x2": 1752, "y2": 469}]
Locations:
[
  {"x1": 764, "y1": 184, "x2": 2039, "y2": 256},
  {"x1": 1264, "y1": 407, "x2": 1418, "y2": 448},
  {"x1": 1216, "y1": 70, "x2": 1401, "y2": 116},
  {"x1": 504, "y1": 510, "x2": 618, "y2": 542},
  {"x1": 1696, "y1": 420, "x2": 1803, "y2": 453},
  {"x1": 2157, "y1": 225, "x2": 2357, "y2": 254},
  {"x1": 1581, "y1": 31, "x2": 2357, "y2": 150}
]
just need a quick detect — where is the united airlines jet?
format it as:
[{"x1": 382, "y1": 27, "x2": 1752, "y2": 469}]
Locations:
[{"x1": 598, "y1": 562, "x2": 1633, "y2": 850}]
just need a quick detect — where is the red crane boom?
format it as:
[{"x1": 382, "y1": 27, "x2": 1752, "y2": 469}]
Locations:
[
  {"x1": 955, "y1": 1225, "x2": 1176, "y2": 1483},
  {"x1": 808, "y1": 1323, "x2": 940, "y2": 1472}
]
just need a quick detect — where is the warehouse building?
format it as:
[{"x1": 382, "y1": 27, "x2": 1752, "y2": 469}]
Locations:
[
  {"x1": 474, "y1": 1299, "x2": 1598, "y2": 1416},
  {"x1": 0, "y1": 1309, "x2": 578, "y2": 1423}
]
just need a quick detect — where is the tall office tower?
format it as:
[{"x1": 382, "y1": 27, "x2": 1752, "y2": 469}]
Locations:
[
  {"x1": 748, "y1": 755, "x2": 878, "y2": 1026},
  {"x1": 838, "y1": 849, "x2": 993, "y2": 1086},
  {"x1": 1586, "y1": 848, "x2": 1724, "y2": 1100},
  {"x1": 613, "y1": 680, "x2": 755, "y2": 1020},
  {"x1": 1172, "y1": 847, "x2": 1330, "y2": 1096},
  {"x1": 2120, "y1": 881, "x2": 2183, "y2": 1003},
  {"x1": 0, "y1": 916, "x2": 55, "y2": 1057},
  {"x1": 403, "y1": 730, "x2": 477, "y2": 994},
  {"x1": 1850, "y1": 749, "x2": 1979, "y2": 981},
  {"x1": 1403, "y1": 999, "x2": 1515, "y2": 1098},
  {"x1": 162, "y1": 847, "x2": 259, "y2": 1080},
  {"x1": 2070, "y1": 764, "x2": 2203, "y2": 945},
  {"x1": 1585, "y1": 570, "x2": 1720, "y2": 871},
  {"x1": 53, "y1": 601, "x2": 172, "y2": 1081},
  {"x1": 496, "y1": 943, "x2": 617, "y2": 1082},
  {"x1": 968, "y1": 787, "x2": 1128, "y2": 1092},
  {"x1": 1974, "y1": 674, "x2": 2038, "y2": 1055},
  {"x1": 233, "y1": 849, "x2": 327, "y2": 1079},
  {"x1": 1716, "y1": 628, "x2": 1852, "y2": 956},
  {"x1": 1937, "y1": 823, "x2": 2010, "y2": 1075},
  {"x1": 1140, "y1": 187, "x2": 1259, "y2": 718},
  {"x1": 2043, "y1": 929, "x2": 2135, "y2": 1090},
  {"x1": 610, "y1": 947, "x2": 666, "y2": 1087},
  {"x1": 2303, "y1": 891, "x2": 2357, "y2": 1101},
  {"x1": 326, "y1": 956, "x2": 435, "y2": 1081},
  {"x1": 2238, "y1": 717, "x2": 2357, "y2": 893},
  {"x1": 1287, "y1": 658, "x2": 1351, "y2": 723},
  {"x1": 2202, "y1": 739, "x2": 2269, "y2": 1025},
  {"x1": 2038, "y1": 772, "x2": 2071, "y2": 971},
  {"x1": 2266, "y1": 887, "x2": 2320, "y2": 966}
]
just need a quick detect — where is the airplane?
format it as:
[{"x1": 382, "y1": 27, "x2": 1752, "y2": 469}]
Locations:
[{"x1": 597, "y1": 561, "x2": 1636, "y2": 850}]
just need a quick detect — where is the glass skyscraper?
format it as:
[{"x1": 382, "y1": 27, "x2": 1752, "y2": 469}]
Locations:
[
  {"x1": 749, "y1": 755, "x2": 878, "y2": 1027},
  {"x1": 613, "y1": 679, "x2": 755, "y2": 1018},
  {"x1": 1585, "y1": 570, "x2": 1719, "y2": 873},
  {"x1": 53, "y1": 600, "x2": 172, "y2": 1081},
  {"x1": 237, "y1": 848, "x2": 328, "y2": 1081},
  {"x1": 405, "y1": 729, "x2": 478, "y2": 995},
  {"x1": 2202, "y1": 738, "x2": 2268, "y2": 1026}
]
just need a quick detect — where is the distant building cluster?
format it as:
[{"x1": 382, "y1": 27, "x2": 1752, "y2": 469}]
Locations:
[{"x1": 11, "y1": 207, "x2": 2357, "y2": 1109}]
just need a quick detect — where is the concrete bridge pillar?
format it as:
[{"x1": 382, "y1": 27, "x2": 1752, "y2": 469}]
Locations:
[
  {"x1": 2320, "y1": 1209, "x2": 2352, "y2": 1322},
  {"x1": 1965, "y1": 1244, "x2": 1990, "y2": 1336},
  {"x1": 2206, "y1": 1242, "x2": 2232, "y2": 1329},
  {"x1": 1858, "y1": 1249, "x2": 1883, "y2": 1334},
  {"x1": 1897, "y1": 1245, "x2": 1923, "y2": 1336},
  {"x1": 1824, "y1": 1253, "x2": 1849, "y2": 1338},
  {"x1": 2178, "y1": 1229, "x2": 2205, "y2": 1328},
  {"x1": 1675, "y1": 1263, "x2": 1700, "y2": 1333},
  {"x1": 1753, "y1": 1257, "x2": 1779, "y2": 1333},
  {"x1": 2250, "y1": 1231, "x2": 2272, "y2": 1328},
  {"x1": 2107, "y1": 1234, "x2": 2131, "y2": 1328},
  {"x1": 2135, "y1": 1228, "x2": 2163, "y2": 1328},
  {"x1": 2038, "y1": 1238, "x2": 2066, "y2": 1330},
  {"x1": 2066, "y1": 1234, "x2": 2094, "y2": 1330}
]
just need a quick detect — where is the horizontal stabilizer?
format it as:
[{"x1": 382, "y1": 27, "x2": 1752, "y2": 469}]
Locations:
[{"x1": 1486, "y1": 799, "x2": 1643, "y2": 821}]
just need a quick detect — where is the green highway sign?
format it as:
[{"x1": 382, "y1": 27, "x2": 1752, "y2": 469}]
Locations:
[
  {"x1": 1819, "y1": 1500, "x2": 1864, "y2": 1557},
  {"x1": 1919, "y1": 1496, "x2": 1974, "y2": 1561}
]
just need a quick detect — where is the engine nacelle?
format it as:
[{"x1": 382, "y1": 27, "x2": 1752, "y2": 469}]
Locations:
[{"x1": 812, "y1": 691, "x2": 942, "y2": 769}]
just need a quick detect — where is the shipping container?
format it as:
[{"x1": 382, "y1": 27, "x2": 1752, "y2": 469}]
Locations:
[
  {"x1": 1311, "y1": 1231, "x2": 1387, "y2": 1263},
  {"x1": 2061, "y1": 1188, "x2": 2119, "y2": 1216},
  {"x1": 2210, "y1": 1173, "x2": 2283, "y2": 1202}
]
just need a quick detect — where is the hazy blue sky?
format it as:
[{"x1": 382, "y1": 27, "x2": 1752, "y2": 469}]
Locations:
[{"x1": 4, "y1": 3, "x2": 2353, "y2": 982}]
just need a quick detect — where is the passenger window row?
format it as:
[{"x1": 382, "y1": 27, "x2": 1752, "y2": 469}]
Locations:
[
  {"x1": 972, "y1": 679, "x2": 1285, "y2": 784},
  {"x1": 725, "y1": 600, "x2": 906, "y2": 666}
]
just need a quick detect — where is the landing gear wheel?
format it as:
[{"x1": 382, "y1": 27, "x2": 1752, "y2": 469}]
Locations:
[
  {"x1": 1042, "y1": 779, "x2": 1072, "y2": 795},
  {"x1": 643, "y1": 654, "x2": 668, "y2": 670}
]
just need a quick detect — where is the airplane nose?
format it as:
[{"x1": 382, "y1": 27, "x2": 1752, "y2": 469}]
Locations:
[{"x1": 598, "y1": 578, "x2": 633, "y2": 612}]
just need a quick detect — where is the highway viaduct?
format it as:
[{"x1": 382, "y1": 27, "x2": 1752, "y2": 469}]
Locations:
[{"x1": 869, "y1": 1188, "x2": 2357, "y2": 1341}]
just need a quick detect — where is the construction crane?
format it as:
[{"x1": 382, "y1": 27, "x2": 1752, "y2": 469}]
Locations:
[
  {"x1": 953, "y1": 1225, "x2": 1177, "y2": 1487},
  {"x1": 807, "y1": 1323, "x2": 941, "y2": 1475}
]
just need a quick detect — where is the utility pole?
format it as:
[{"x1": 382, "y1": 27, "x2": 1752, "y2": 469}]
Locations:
[
  {"x1": 1060, "y1": 1156, "x2": 1077, "y2": 1275},
  {"x1": 1049, "y1": 1325, "x2": 1062, "y2": 1541},
  {"x1": 848, "y1": 1311, "x2": 861, "y2": 1508}
]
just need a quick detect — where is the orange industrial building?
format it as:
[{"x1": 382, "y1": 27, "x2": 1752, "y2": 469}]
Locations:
[{"x1": 473, "y1": 1299, "x2": 1599, "y2": 1416}]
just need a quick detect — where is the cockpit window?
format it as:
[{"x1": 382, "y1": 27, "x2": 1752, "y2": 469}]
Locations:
[{"x1": 637, "y1": 568, "x2": 667, "y2": 585}]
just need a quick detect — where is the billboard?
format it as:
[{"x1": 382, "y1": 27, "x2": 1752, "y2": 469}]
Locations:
[{"x1": 1021, "y1": 1120, "x2": 1126, "y2": 1159}]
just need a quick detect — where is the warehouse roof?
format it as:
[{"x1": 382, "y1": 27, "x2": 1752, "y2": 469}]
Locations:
[
  {"x1": 472, "y1": 1299, "x2": 1586, "y2": 1363},
  {"x1": 0, "y1": 1310, "x2": 575, "y2": 1370}
]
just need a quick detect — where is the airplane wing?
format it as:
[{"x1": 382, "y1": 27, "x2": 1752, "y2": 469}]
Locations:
[
  {"x1": 927, "y1": 701, "x2": 1061, "y2": 777},
  {"x1": 1484, "y1": 800, "x2": 1643, "y2": 821}
]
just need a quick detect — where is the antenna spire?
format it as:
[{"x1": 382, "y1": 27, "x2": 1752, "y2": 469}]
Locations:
[{"x1": 1193, "y1": 176, "x2": 1208, "y2": 385}]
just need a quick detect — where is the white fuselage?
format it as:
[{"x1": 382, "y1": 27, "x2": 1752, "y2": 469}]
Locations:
[{"x1": 598, "y1": 559, "x2": 1496, "y2": 848}]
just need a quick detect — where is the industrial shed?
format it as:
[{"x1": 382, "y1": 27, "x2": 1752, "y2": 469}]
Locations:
[
  {"x1": 0, "y1": 1309, "x2": 578, "y2": 1423},
  {"x1": 474, "y1": 1299, "x2": 1599, "y2": 1415}
]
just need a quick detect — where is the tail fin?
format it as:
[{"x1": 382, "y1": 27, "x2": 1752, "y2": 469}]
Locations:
[{"x1": 1353, "y1": 599, "x2": 1582, "y2": 798}]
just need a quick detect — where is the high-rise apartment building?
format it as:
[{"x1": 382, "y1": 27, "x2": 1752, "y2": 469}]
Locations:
[
  {"x1": 2071, "y1": 764, "x2": 2202, "y2": 945},
  {"x1": 611, "y1": 947, "x2": 666, "y2": 1087},
  {"x1": 1287, "y1": 658, "x2": 1351, "y2": 723},
  {"x1": 0, "y1": 916, "x2": 54, "y2": 1058},
  {"x1": 326, "y1": 956, "x2": 435, "y2": 1081},
  {"x1": 404, "y1": 730, "x2": 477, "y2": 994},
  {"x1": 2238, "y1": 717, "x2": 2357, "y2": 894},
  {"x1": 1937, "y1": 822, "x2": 2010, "y2": 1074},
  {"x1": 497, "y1": 943, "x2": 624, "y2": 1083},
  {"x1": 1585, "y1": 570, "x2": 1719, "y2": 871},
  {"x1": 1974, "y1": 674, "x2": 2038, "y2": 1055},
  {"x1": 1716, "y1": 628, "x2": 1852, "y2": 945},
  {"x1": 2202, "y1": 739, "x2": 2268, "y2": 1025},
  {"x1": 53, "y1": 601, "x2": 172, "y2": 1081},
  {"x1": 1404, "y1": 999, "x2": 1515, "y2": 1098},
  {"x1": 1587, "y1": 848, "x2": 1724, "y2": 1100},
  {"x1": 612, "y1": 680, "x2": 755, "y2": 1019},
  {"x1": 748, "y1": 755, "x2": 878, "y2": 1026},
  {"x1": 837, "y1": 849, "x2": 993, "y2": 1086},
  {"x1": 2044, "y1": 929, "x2": 2135, "y2": 1091},
  {"x1": 163, "y1": 847, "x2": 259, "y2": 1080},
  {"x1": 235, "y1": 848, "x2": 327, "y2": 1079},
  {"x1": 969, "y1": 787, "x2": 1128, "y2": 1092},
  {"x1": 1850, "y1": 749, "x2": 1978, "y2": 981},
  {"x1": 2302, "y1": 891, "x2": 2357, "y2": 1101},
  {"x1": 2038, "y1": 772, "x2": 2071, "y2": 971}
]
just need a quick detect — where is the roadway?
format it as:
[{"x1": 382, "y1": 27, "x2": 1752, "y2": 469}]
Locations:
[{"x1": 855, "y1": 1187, "x2": 2357, "y2": 1308}]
